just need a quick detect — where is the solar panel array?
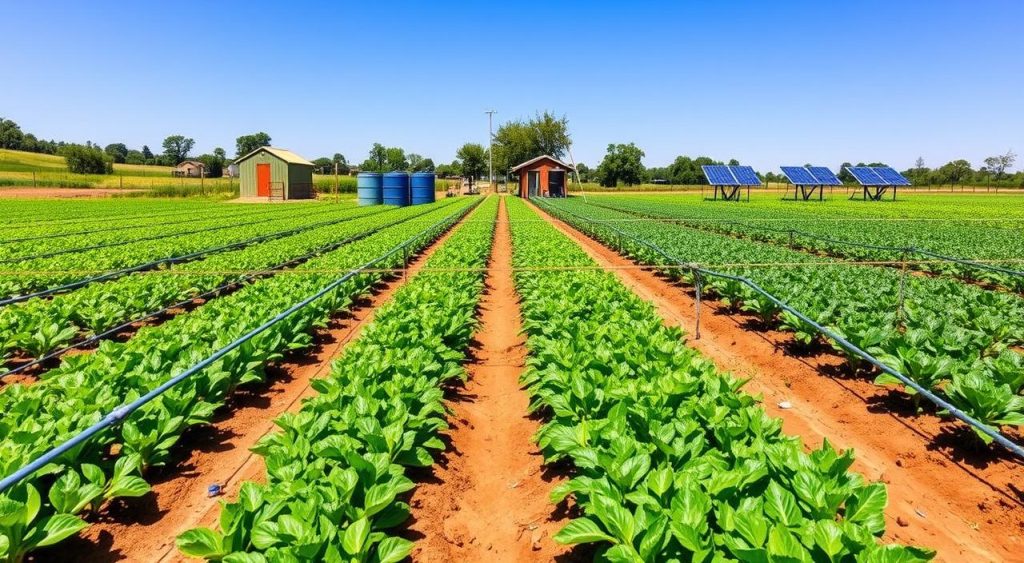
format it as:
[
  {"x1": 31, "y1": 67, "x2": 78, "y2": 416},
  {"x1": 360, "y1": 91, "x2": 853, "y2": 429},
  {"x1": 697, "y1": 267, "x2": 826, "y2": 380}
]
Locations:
[
  {"x1": 845, "y1": 166, "x2": 911, "y2": 186},
  {"x1": 874, "y1": 166, "x2": 911, "y2": 186},
  {"x1": 781, "y1": 165, "x2": 842, "y2": 186},
  {"x1": 701, "y1": 165, "x2": 762, "y2": 186}
]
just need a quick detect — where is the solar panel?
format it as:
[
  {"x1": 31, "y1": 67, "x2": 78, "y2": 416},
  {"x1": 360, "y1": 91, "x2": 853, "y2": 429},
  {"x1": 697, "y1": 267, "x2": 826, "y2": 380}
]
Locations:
[
  {"x1": 847, "y1": 166, "x2": 888, "y2": 186},
  {"x1": 873, "y1": 167, "x2": 911, "y2": 186},
  {"x1": 702, "y1": 165, "x2": 738, "y2": 185},
  {"x1": 807, "y1": 166, "x2": 842, "y2": 186},
  {"x1": 781, "y1": 166, "x2": 818, "y2": 185},
  {"x1": 728, "y1": 165, "x2": 761, "y2": 186}
]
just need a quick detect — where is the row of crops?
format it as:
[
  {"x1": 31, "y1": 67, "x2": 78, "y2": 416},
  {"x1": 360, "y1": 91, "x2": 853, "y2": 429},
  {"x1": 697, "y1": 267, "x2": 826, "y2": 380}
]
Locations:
[
  {"x1": 538, "y1": 198, "x2": 1024, "y2": 447},
  {"x1": 507, "y1": 197, "x2": 934, "y2": 561},
  {"x1": 0, "y1": 203, "x2": 453, "y2": 370},
  {"x1": 582, "y1": 195, "x2": 1024, "y2": 291},
  {"x1": 177, "y1": 197, "x2": 499, "y2": 561},
  {"x1": 0, "y1": 197, "x2": 477, "y2": 562}
]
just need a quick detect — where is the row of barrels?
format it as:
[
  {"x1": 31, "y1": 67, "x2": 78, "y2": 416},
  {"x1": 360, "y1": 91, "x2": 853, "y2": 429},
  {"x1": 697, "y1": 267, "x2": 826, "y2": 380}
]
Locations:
[{"x1": 356, "y1": 172, "x2": 436, "y2": 206}]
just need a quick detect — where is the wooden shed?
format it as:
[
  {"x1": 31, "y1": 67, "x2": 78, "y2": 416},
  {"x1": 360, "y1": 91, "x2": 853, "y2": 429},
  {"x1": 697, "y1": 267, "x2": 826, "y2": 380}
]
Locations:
[
  {"x1": 173, "y1": 160, "x2": 205, "y2": 178},
  {"x1": 236, "y1": 147, "x2": 315, "y2": 200},
  {"x1": 513, "y1": 155, "x2": 574, "y2": 198}
]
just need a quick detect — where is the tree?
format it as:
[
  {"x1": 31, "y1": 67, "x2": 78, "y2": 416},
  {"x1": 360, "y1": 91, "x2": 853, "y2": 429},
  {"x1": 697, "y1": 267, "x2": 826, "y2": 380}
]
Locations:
[
  {"x1": 312, "y1": 157, "x2": 333, "y2": 174},
  {"x1": 575, "y1": 163, "x2": 591, "y2": 183},
  {"x1": 596, "y1": 143, "x2": 645, "y2": 187},
  {"x1": 416, "y1": 158, "x2": 435, "y2": 172},
  {"x1": 142, "y1": 145, "x2": 154, "y2": 162},
  {"x1": 914, "y1": 157, "x2": 925, "y2": 171},
  {"x1": 456, "y1": 143, "x2": 487, "y2": 190},
  {"x1": 104, "y1": 143, "x2": 128, "y2": 164},
  {"x1": 332, "y1": 153, "x2": 350, "y2": 174},
  {"x1": 213, "y1": 147, "x2": 226, "y2": 160},
  {"x1": 983, "y1": 150, "x2": 1016, "y2": 181},
  {"x1": 235, "y1": 132, "x2": 271, "y2": 157},
  {"x1": 197, "y1": 153, "x2": 224, "y2": 178},
  {"x1": 125, "y1": 150, "x2": 145, "y2": 165},
  {"x1": 436, "y1": 161, "x2": 462, "y2": 177},
  {"x1": 939, "y1": 159, "x2": 973, "y2": 187},
  {"x1": 491, "y1": 111, "x2": 571, "y2": 174},
  {"x1": 360, "y1": 143, "x2": 388, "y2": 172},
  {"x1": 161, "y1": 135, "x2": 195, "y2": 165},
  {"x1": 384, "y1": 147, "x2": 408, "y2": 171},
  {"x1": 60, "y1": 144, "x2": 113, "y2": 174},
  {"x1": 0, "y1": 118, "x2": 24, "y2": 149},
  {"x1": 837, "y1": 162, "x2": 855, "y2": 184}
]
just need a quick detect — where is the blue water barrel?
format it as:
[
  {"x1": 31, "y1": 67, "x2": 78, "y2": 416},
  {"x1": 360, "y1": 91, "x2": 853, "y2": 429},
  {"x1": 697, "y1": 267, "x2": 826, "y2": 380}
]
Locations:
[
  {"x1": 356, "y1": 173, "x2": 383, "y2": 206},
  {"x1": 410, "y1": 173, "x2": 436, "y2": 205},
  {"x1": 382, "y1": 171, "x2": 410, "y2": 206}
]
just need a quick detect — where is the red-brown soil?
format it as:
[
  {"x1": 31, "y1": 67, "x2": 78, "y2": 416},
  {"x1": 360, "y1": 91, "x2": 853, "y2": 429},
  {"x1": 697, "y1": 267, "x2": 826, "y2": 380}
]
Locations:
[
  {"x1": 406, "y1": 196, "x2": 574, "y2": 562},
  {"x1": 35, "y1": 209, "x2": 476, "y2": 563},
  {"x1": 532, "y1": 200, "x2": 1024, "y2": 562}
]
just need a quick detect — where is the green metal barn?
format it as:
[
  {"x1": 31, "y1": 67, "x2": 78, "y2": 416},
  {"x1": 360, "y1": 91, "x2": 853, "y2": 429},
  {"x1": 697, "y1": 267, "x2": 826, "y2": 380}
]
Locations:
[{"x1": 236, "y1": 147, "x2": 315, "y2": 200}]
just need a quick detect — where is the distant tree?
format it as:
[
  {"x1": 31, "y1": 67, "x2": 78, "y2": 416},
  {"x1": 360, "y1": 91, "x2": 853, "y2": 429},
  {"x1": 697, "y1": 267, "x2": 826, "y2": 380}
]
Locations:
[
  {"x1": 20, "y1": 133, "x2": 39, "y2": 153},
  {"x1": 575, "y1": 162, "x2": 591, "y2": 182},
  {"x1": 61, "y1": 144, "x2": 113, "y2": 174},
  {"x1": 331, "y1": 153, "x2": 350, "y2": 174},
  {"x1": 213, "y1": 147, "x2": 226, "y2": 160},
  {"x1": 491, "y1": 111, "x2": 571, "y2": 173},
  {"x1": 312, "y1": 157, "x2": 333, "y2": 174},
  {"x1": 408, "y1": 153, "x2": 424, "y2": 171},
  {"x1": 235, "y1": 132, "x2": 271, "y2": 157},
  {"x1": 728, "y1": 158, "x2": 740, "y2": 166},
  {"x1": 142, "y1": 145, "x2": 154, "y2": 161},
  {"x1": 0, "y1": 118, "x2": 24, "y2": 149},
  {"x1": 104, "y1": 143, "x2": 128, "y2": 164},
  {"x1": 161, "y1": 135, "x2": 195, "y2": 165},
  {"x1": 436, "y1": 161, "x2": 462, "y2": 177},
  {"x1": 384, "y1": 147, "x2": 408, "y2": 171},
  {"x1": 456, "y1": 143, "x2": 487, "y2": 190},
  {"x1": 596, "y1": 143, "x2": 645, "y2": 187},
  {"x1": 196, "y1": 153, "x2": 224, "y2": 177},
  {"x1": 983, "y1": 150, "x2": 1016, "y2": 181},
  {"x1": 939, "y1": 159, "x2": 974, "y2": 187},
  {"x1": 837, "y1": 162, "x2": 855, "y2": 183},
  {"x1": 416, "y1": 158, "x2": 435, "y2": 172},
  {"x1": 914, "y1": 156, "x2": 925, "y2": 171},
  {"x1": 125, "y1": 150, "x2": 145, "y2": 165},
  {"x1": 360, "y1": 143, "x2": 388, "y2": 172}
]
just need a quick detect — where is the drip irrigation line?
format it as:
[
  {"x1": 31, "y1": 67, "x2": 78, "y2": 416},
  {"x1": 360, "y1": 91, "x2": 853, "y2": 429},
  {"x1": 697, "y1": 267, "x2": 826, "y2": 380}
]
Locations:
[
  {"x1": 6, "y1": 206, "x2": 227, "y2": 229},
  {"x1": 535, "y1": 198, "x2": 1024, "y2": 460},
  {"x1": 0, "y1": 204, "x2": 321, "y2": 244},
  {"x1": 0, "y1": 203, "x2": 450, "y2": 380},
  {"x1": 0, "y1": 197, "x2": 482, "y2": 495},
  {"x1": 0, "y1": 207, "x2": 394, "y2": 308},
  {"x1": 588, "y1": 200, "x2": 1024, "y2": 280},
  {"x1": 0, "y1": 205, "x2": 343, "y2": 264}
]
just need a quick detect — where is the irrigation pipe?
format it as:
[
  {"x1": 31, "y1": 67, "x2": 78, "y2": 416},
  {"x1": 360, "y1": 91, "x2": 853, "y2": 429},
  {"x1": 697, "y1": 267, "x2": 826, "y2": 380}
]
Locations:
[
  {"x1": 536, "y1": 198, "x2": 1024, "y2": 460},
  {"x1": 0, "y1": 207, "x2": 395, "y2": 308},
  {"x1": 0, "y1": 204, "x2": 445, "y2": 380},
  {"x1": 0, "y1": 198, "x2": 481, "y2": 495}
]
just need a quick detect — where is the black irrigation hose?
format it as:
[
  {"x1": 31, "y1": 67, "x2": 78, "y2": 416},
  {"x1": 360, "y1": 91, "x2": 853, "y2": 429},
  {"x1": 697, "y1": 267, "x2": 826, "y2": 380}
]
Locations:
[
  {"x1": 588, "y1": 199, "x2": 1024, "y2": 279},
  {"x1": 0, "y1": 203, "x2": 449, "y2": 380},
  {"x1": 0, "y1": 204, "x2": 315, "y2": 244},
  {"x1": 0, "y1": 207, "x2": 393, "y2": 308},
  {"x1": 0, "y1": 205, "x2": 342, "y2": 263},
  {"x1": 535, "y1": 197, "x2": 1024, "y2": 460},
  {"x1": 0, "y1": 197, "x2": 483, "y2": 495}
]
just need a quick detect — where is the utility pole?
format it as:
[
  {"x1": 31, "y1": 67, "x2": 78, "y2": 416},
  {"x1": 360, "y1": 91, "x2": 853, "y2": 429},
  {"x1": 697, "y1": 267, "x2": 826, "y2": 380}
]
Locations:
[{"x1": 485, "y1": 109, "x2": 497, "y2": 192}]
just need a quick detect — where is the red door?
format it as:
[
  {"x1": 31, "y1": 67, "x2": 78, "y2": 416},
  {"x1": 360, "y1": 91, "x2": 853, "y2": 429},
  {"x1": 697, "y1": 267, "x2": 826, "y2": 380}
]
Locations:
[{"x1": 256, "y1": 163, "x2": 271, "y2": 197}]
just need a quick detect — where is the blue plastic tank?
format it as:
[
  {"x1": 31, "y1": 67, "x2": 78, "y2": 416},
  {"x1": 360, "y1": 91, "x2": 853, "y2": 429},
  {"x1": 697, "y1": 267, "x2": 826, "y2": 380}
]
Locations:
[
  {"x1": 356, "y1": 173, "x2": 383, "y2": 206},
  {"x1": 410, "y1": 172, "x2": 436, "y2": 205},
  {"x1": 382, "y1": 171, "x2": 410, "y2": 206}
]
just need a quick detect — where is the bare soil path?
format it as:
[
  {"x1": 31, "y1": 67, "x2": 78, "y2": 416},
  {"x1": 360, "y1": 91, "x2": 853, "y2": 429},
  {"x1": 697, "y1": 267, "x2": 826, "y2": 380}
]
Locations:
[
  {"x1": 406, "y1": 196, "x2": 573, "y2": 562},
  {"x1": 531, "y1": 200, "x2": 1024, "y2": 562},
  {"x1": 36, "y1": 208, "x2": 476, "y2": 563}
]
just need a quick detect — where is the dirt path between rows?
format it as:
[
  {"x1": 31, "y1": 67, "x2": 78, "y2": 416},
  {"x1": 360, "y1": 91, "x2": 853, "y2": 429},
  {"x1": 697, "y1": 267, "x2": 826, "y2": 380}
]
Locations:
[
  {"x1": 406, "y1": 196, "x2": 573, "y2": 562},
  {"x1": 38, "y1": 206, "x2": 478, "y2": 563},
  {"x1": 530, "y1": 200, "x2": 1024, "y2": 562}
]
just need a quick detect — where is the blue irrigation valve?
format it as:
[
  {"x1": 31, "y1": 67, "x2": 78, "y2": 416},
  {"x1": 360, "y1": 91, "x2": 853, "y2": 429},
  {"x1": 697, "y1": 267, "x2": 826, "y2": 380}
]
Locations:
[{"x1": 208, "y1": 484, "x2": 222, "y2": 497}]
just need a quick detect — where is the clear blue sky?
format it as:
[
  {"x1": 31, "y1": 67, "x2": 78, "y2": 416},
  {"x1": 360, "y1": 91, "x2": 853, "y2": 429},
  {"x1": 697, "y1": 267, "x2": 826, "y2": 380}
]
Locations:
[{"x1": 2, "y1": 0, "x2": 1022, "y2": 172}]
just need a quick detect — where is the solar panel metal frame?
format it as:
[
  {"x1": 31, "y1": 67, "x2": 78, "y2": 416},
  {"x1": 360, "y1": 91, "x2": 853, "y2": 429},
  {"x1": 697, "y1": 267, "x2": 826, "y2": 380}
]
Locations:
[
  {"x1": 846, "y1": 166, "x2": 889, "y2": 186},
  {"x1": 806, "y1": 166, "x2": 842, "y2": 186},
  {"x1": 701, "y1": 165, "x2": 739, "y2": 186},
  {"x1": 728, "y1": 165, "x2": 762, "y2": 186},
  {"x1": 780, "y1": 166, "x2": 819, "y2": 185},
  {"x1": 872, "y1": 166, "x2": 911, "y2": 186}
]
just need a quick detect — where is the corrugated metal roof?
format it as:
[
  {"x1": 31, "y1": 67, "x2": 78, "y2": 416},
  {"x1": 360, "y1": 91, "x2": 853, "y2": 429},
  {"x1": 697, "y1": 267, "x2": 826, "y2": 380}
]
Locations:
[
  {"x1": 510, "y1": 154, "x2": 575, "y2": 172},
  {"x1": 235, "y1": 146, "x2": 315, "y2": 166}
]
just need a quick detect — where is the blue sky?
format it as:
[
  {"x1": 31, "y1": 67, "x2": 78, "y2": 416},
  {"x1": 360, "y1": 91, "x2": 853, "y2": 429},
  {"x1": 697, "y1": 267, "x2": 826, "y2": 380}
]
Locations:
[{"x1": 2, "y1": 0, "x2": 1022, "y2": 172}]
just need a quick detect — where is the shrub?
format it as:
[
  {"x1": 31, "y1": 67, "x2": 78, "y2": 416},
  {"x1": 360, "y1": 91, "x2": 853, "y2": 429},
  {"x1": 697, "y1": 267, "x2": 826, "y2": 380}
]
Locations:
[{"x1": 60, "y1": 144, "x2": 113, "y2": 174}]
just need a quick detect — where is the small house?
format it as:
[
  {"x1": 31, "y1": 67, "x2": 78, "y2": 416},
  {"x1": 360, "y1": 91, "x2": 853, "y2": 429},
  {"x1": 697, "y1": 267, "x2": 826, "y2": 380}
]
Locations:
[
  {"x1": 236, "y1": 147, "x2": 315, "y2": 200},
  {"x1": 513, "y1": 155, "x2": 574, "y2": 198},
  {"x1": 173, "y1": 160, "x2": 205, "y2": 178}
]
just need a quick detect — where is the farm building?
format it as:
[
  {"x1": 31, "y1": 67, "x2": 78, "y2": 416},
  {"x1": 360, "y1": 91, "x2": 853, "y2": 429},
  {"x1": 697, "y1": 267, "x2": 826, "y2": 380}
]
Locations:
[
  {"x1": 236, "y1": 147, "x2": 315, "y2": 200},
  {"x1": 173, "y1": 160, "x2": 205, "y2": 178},
  {"x1": 513, "y1": 155, "x2": 573, "y2": 198}
]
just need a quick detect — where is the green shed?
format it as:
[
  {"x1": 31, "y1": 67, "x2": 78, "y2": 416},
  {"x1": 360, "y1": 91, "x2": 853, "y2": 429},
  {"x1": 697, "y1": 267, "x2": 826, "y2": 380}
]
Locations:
[{"x1": 236, "y1": 146, "x2": 315, "y2": 200}]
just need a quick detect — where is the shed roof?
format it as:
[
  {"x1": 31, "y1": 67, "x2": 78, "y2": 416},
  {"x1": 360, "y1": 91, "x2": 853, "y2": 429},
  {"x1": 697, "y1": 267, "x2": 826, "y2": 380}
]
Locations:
[
  {"x1": 176, "y1": 160, "x2": 204, "y2": 168},
  {"x1": 235, "y1": 146, "x2": 315, "y2": 166},
  {"x1": 511, "y1": 154, "x2": 575, "y2": 172}
]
